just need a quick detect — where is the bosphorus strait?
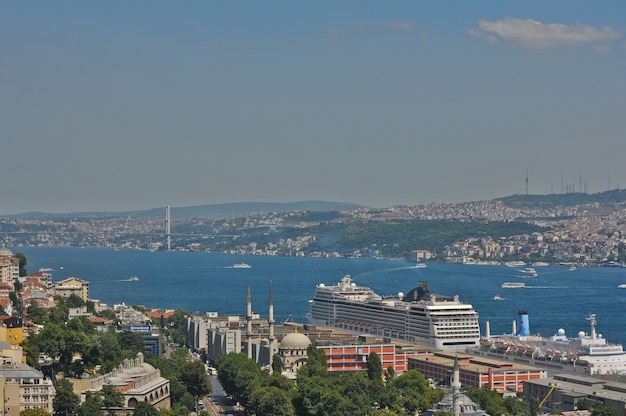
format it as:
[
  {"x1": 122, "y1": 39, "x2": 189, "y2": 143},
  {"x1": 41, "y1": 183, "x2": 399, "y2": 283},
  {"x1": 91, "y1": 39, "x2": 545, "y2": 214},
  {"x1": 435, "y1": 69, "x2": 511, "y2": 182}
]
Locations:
[{"x1": 15, "y1": 246, "x2": 626, "y2": 348}]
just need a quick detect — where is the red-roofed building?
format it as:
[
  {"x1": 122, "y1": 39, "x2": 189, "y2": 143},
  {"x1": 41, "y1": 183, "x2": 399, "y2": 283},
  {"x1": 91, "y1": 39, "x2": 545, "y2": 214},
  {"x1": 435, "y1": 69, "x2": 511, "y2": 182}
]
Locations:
[
  {"x1": 146, "y1": 309, "x2": 176, "y2": 320},
  {"x1": 22, "y1": 278, "x2": 48, "y2": 293},
  {"x1": 89, "y1": 316, "x2": 109, "y2": 332},
  {"x1": 27, "y1": 270, "x2": 53, "y2": 289},
  {"x1": 22, "y1": 291, "x2": 57, "y2": 309}
]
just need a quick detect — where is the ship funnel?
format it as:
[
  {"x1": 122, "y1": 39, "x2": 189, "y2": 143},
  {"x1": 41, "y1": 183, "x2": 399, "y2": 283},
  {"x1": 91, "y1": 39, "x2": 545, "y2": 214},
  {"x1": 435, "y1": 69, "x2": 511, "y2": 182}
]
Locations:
[{"x1": 516, "y1": 310, "x2": 530, "y2": 336}]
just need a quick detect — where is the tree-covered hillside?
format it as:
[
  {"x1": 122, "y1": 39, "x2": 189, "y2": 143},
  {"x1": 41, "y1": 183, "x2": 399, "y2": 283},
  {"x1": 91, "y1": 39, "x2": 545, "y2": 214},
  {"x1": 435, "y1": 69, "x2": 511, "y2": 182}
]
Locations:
[{"x1": 304, "y1": 220, "x2": 544, "y2": 258}]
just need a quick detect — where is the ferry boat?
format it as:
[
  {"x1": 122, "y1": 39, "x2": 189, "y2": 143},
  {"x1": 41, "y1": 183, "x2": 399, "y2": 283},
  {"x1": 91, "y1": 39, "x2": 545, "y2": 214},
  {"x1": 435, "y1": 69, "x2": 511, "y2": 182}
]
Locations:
[
  {"x1": 472, "y1": 312, "x2": 626, "y2": 375},
  {"x1": 232, "y1": 263, "x2": 251, "y2": 269},
  {"x1": 306, "y1": 275, "x2": 480, "y2": 351},
  {"x1": 501, "y1": 282, "x2": 525, "y2": 288}
]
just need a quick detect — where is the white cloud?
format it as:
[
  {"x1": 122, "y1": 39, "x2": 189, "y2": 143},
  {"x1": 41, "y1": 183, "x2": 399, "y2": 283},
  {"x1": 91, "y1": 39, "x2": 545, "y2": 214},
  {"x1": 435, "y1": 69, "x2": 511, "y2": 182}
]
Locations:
[{"x1": 470, "y1": 17, "x2": 621, "y2": 49}]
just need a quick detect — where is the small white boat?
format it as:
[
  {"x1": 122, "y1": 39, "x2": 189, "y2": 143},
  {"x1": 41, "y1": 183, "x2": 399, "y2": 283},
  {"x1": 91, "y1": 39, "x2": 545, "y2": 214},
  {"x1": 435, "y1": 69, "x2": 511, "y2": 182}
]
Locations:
[
  {"x1": 569, "y1": 266, "x2": 577, "y2": 271},
  {"x1": 493, "y1": 295, "x2": 505, "y2": 301},
  {"x1": 414, "y1": 263, "x2": 427, "y2": 268},
  {"x1": 522, "y1": 267, "x2": 538, "y2": 278},
  {"x1": 233, "y1": 263, "x2": 251, "y2": 269},
  {"x1": 618, "y1": 284, "x2": 626, "y2": 289},
  {"x1": 501, "y1": 282, "x2": 526, "y2": 289},
  {"x1": 129, "y1": 276, "x2": 139, "y2": 281}
]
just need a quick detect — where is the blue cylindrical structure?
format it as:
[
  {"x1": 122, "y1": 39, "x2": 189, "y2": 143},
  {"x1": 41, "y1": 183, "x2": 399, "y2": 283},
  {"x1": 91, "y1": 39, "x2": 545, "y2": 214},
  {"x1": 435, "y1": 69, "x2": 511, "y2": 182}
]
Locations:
[{"x1": 517, "y1": 310, "x2": 530, "y2": 336}]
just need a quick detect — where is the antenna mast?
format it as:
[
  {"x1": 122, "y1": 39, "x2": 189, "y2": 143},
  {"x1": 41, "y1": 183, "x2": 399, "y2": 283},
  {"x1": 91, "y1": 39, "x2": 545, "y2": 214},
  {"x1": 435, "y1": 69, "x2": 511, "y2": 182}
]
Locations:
[{"x1": 165, "y1": 205, "x2": 171, "y2": 251}]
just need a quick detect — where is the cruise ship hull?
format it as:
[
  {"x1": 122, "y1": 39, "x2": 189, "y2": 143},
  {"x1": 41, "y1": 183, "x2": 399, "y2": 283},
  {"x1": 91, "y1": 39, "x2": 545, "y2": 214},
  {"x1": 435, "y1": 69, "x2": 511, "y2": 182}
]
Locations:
[{"x1": 307, "y1": 276, "x2": 480, "y2": 352}]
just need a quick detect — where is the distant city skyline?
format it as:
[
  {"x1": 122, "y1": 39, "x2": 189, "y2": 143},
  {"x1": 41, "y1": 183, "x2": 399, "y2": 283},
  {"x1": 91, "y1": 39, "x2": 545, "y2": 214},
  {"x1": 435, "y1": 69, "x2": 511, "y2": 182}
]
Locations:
[{"x1": 1, "y1": 1, "x2": 624, "y2": 215}]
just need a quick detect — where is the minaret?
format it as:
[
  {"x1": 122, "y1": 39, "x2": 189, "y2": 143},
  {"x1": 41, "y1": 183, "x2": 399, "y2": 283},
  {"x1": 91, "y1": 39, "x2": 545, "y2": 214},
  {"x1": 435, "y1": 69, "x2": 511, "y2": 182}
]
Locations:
[
  {"x1": 268, "y1": 281, "x2": 275, "y2": 372},
  {"x1": 452, "y1": 356, "x2": 461, "y2": 416},
  {"x1": 246, "y1": 279, "x2": 253, "y2": 359}
]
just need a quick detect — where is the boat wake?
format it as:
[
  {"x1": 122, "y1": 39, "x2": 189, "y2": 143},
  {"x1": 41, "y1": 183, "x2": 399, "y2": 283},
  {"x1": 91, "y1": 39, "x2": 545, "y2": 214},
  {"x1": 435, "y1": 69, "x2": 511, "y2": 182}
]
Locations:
[
  {"x1": 354, "y1": 266, "x2": 421, "y2": 279},
  {"x1": 525, "y1": 285, "x2": 568, "y2": 289}
]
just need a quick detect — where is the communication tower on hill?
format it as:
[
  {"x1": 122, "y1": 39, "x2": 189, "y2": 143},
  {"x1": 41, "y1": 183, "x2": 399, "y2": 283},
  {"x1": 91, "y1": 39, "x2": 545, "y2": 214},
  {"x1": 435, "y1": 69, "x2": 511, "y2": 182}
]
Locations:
[
  {"x1": 165, "y1": 205, "x2": 171, "y2": 251},
  {"x1": 525, "y1": 168, "x2": 529, "y2": 195}
]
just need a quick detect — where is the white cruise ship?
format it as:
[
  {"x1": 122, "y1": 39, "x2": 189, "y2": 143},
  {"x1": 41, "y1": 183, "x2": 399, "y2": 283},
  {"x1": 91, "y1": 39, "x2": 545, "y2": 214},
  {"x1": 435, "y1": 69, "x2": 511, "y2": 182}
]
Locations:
[
  {"x1": 306, "y1": 275, "x2": 480, "y2": 351},
  {"x1": 472, "y1": 312, "x2": 626, "y2": 375}
]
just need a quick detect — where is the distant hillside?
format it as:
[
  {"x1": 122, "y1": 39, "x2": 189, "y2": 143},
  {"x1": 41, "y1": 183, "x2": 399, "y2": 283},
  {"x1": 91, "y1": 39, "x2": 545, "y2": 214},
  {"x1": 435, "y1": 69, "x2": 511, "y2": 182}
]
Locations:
[
  {"x1": 5, "y1": 201, "x2": 365, "y2": 220},
  {"x1": 497, "y1": 189, "x2": 626, "y2": 210}
]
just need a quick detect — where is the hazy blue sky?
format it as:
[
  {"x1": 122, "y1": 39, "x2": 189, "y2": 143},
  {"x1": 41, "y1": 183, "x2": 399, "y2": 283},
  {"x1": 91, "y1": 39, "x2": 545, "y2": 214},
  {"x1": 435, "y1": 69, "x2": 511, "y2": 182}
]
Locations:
[{"x1": 1, "y1": 1, "x2": 625, "y2": 214}]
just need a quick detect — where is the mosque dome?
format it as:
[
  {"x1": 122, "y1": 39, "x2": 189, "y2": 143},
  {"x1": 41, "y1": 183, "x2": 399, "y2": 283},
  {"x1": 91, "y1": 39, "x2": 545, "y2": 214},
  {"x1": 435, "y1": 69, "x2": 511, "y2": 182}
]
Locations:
[
  {"x1": 281, "y1": 331, "x2": 312, "y2": 349},
  {"x1": 0, "y1": 248, "x2": 13, "y2": 257}
]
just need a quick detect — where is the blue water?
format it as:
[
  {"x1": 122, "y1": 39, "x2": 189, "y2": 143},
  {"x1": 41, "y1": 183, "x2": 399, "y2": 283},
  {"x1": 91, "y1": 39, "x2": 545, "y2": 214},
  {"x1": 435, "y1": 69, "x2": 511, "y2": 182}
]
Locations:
[{"x1": 12, "y1": 247, "x2": 626, "y2": 346}]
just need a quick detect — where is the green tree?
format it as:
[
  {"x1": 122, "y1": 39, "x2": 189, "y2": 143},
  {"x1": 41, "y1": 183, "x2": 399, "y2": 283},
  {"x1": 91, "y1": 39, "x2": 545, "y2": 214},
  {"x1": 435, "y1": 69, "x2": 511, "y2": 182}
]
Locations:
[
  {"x1": 528, "y1": 397, "x2": 539, "y2": 416},
  {"x1": 162, "y1": 309, "x2": 188, "y2": 346},
  {"x1": 53, "y1": 378, "x2": 80, "y2": 416},
  {"x1": 64, "y1": 293, "x2": 85, "y2": 308},
  {"x1": 47, "y1": 305, "x2": 69, "y2": 325},
  {"x1": 337, "y1": 372, "x2": 374, "y2": 415},
  {"x1": 178, "y1": 360, "x2": 212, "y2": 400},
  {"x1": 271, "y1": 353, "x2": 283, "y2": 373},
  {"x1": 168, "y1": 347, "x2": 194, "y2": 374},
  {"x1": 77, "y1": 391, "x2": 102, "y2": 416},
  {"x1": 591, "y1": 407, "x2": 621, "y2": 416},
  {"x1": 250, "y1": 386, "x2": 296, "y2": 416},
  {"x1": 118, "y1": 330, "x2": 146, "y2": 356},
  {"x1": 97, "y1": 328, "x2": 123, "y2": 373},
  {"x1": 19, "y1": 409, "x2": 51, "y2": 416},
  {"x1": 374, "y1": 410, "x2": 399, "y2": 416},
  {"x1": 367, "y1": 352, "x2": 383, "y2": 384},
  {"x1": 465, "y1": 385, "x2": 508, "y2": 416},
  {"x1": 14, "y1": 251, "x2": 27, "y2": 276},
  {"x1": 166, "y1": 377, "x2": 189, "y2": 408},
  {"x1": 576, "y1": 398, "x2": 591, "y2": 411},
  {"x1": 132, "y1": 401, "x2": 160, "y2": 416},
  {"x1": 297, "y1": 344, "x2": 327, "y2": 378},
  {"x1": 504, "y1": 395, "x2": 524, "y2": 415},
  {"x1": 294, "y1": 375, "x2": 347, "y2": 416},
  {"x1": 389, "y1": 370, "x2": 443, "y2": 414},
  {"x1": 26, "y1": 300, "x2": 48, "y2": 325},
  {"x1": 101, "y1": 384, "x2": 124, "y2": 416}
]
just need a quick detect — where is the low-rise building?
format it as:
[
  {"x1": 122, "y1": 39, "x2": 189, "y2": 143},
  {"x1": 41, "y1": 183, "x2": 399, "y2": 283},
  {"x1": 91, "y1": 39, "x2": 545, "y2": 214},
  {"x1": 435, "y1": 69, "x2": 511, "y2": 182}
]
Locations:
[
  {"x1": 524, "y1": 373, "x2": 626, "y2": 414},
  {"x1": 54, "y1": 277, "x2": 89, "y2": 301},
  {"x1": 0, "y1": 342, "x2": 55, "y2": 416},
  {"x1": 408, "y1": 352, "x2": 546, "y2": 393},
  {"x1": 83, "y1": 352, "x2": 170, "y2": 413}
]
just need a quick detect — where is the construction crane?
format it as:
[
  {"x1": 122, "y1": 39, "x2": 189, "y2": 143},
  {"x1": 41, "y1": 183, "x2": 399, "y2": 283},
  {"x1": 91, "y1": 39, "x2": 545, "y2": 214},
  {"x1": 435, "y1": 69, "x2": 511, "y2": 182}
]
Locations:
[{"x1": 538, "y1": 384, "x2": 558, "y2": 409}]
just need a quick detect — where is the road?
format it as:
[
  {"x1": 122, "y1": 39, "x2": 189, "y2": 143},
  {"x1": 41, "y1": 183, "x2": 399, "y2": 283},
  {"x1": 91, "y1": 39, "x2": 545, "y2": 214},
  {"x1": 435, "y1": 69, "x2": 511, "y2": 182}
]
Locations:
[{"x1": 201, "y1": 374, "x2": 246, "y2": 416}]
